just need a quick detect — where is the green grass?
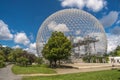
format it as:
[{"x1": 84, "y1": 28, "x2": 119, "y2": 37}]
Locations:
[
  {"x1": 23, "y1": 70, "x2": 120, "y2": 80},
  {"x1": 12, "y1": 64, "x2": 56, "y2": 74}
]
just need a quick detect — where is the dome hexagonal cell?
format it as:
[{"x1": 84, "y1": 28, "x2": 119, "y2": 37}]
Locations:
[{"x1": 36, "y1": 9, "x2": 107, "y2": 58}]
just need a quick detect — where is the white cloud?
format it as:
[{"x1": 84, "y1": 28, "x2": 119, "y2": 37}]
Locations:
[
  {"x1": 73, "y1": 36, "x2": 83, "y2": 43},
  {"x1": 29, "y1": 33, "x2": 34, "y2": 41},
  {"x1": 29, "y1": 43, "x2": 36, "y2": 50},
  {"x1": 54, "y1": 24, "x2": 69, "y2": 32},
  {"x1": 2, "y1": 45, "x2": 7, "y2": 47},
  {"x1": 100, "y1": 11, "x2": 119, "y2": 27},
  {"x1": 0, "y1": 20, "x2": 13, "y2": 40},
  {"x1": 111, "y1": 26, "x2": 120, "y2": 35},
  {"x1": 14, "y1": 32, "x2": 30, "y2": 45},
  {"x1": 12, "y1": 45, "x2": 21, "y2": 49},
  {"x1": 107, "y1": 33, "x2": 120, "y2": 53},
  {"x1": 76, "y1": 30, "x2": 81, "y2": 35},
  {"x1": 60, "y1": 0, "x2": 107, "y2": 12},
  {"x1": 61, "y1": 0, "x2": 85, "y2": 9},
  {"x1": 24, "y1": 42, "x2": 37, "y2": 55},
  {"x1": 116, "y1": 20, "x2": 120, "y2": 25},
  {"x1": 86, "y1": 0, "x2": 107, "y2": 12},
  {"x1": 48, "y1": 21, "x2": 69, "y2": 32}
]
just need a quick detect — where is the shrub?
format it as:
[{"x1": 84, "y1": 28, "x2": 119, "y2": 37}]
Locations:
[
  {"x1": 17, "y1": 57, "x2": 29, "y2": 67},
  {"x1": 36, "y1": 57, "x2": 43, "y2": 65},
  {"x1": 0, "y1": 60, "x2": 5, "y2": 68},
  {"x1": 0, "y1": 55, "x2": 5, "y2": 68}
]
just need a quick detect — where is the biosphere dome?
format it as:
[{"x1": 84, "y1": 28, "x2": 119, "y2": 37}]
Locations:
[{"x1": 36, "y1": 9, "x2": 107, "y2": 57}]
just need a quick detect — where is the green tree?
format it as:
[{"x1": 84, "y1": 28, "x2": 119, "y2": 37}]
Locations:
[
  {"x1": 35, "y1": 57, "x2": 43, "y2": 65},
  {"x1": 8, "y1": 48, "x2": 23, "y2": 62},
  {"x1": 17, "y1": 57, "x2": 29, "y2": 67},
  {"x1": 0, "y1": 55, "x2": 5, "y2": 68},
  {"x1": 0, "y1": 50, "x2": 5, "y2": 57},
  {"x1": 27, "y1": 53, "x2": 36, "y2": 65},
  {"x1": 42, "y1": 31, "x2": 72, "y2": 67},
  {"x1": 0, "y1": 44, "x2": 36, "y2": 66},
  {"x1": 115, "y1": 46, "x2": 120, "y2": 56},
  {"x1": 116, "y1": 46, "x2": 120, "y2": 50},
  {"x1": 8, "y1": 48, "x2": 36, "y2": 66},
  {"x1": 3, "y1": 47, "x2": 12, "y2": 61},
  {"x1": 109, "y1": 46, "x2": 120, "y2": 56}
]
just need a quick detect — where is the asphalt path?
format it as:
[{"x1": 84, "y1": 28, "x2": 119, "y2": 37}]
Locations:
[{"x1": 0, "y1": 65, "x2": 21, "y2": 80}]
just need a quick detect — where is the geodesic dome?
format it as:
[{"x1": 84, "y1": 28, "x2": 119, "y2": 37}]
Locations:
[{"x1": 36, "y1": 9, "x2": 107, "y2": 57}]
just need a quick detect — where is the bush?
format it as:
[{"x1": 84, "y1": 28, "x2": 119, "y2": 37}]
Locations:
[
  {"x1": 17, "y1": 57, "x2": 29, "y2": 67},
  {"x1": 0, "y1": 55, "x2": 5, "y2": 68},
  {"x1": 0, "y1": 60, "x2": 5, "y2": 68},
  {"x1": 35, "y1": 57, "x2": 43, "y2": 65}
]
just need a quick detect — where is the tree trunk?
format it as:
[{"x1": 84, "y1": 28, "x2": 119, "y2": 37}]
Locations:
[
  {"x1": 50, "y1": 60, "x2": 52, "y2": 68},
  {"x1": 54, "y1": 60, "x2": 57, "y2": 68},
  {"x1": 58, "y1": 59, "x2": 60, "y2": 67}
]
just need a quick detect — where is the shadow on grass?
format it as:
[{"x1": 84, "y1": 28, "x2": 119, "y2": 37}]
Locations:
[
  {"x1": 118, "y1": 78, "x2": 120, "y2": 80},
  {"x1": 59, "y1": 65, "x2": 75, "y2": 68},
  {"x1": 118, "y1": 69, "x2": 120, "y2": 80}
]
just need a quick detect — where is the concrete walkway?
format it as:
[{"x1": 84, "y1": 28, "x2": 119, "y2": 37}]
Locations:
[
  {"x1": 0, "y1": 65, "x2": 22, "y2": 80},
  {"x1": 19, "y1": 63, "x2": 120, "y2": 77},
  {"x1": 0, "y1": 63, "x2": 120, "y2": 78},
  {"x1": 19, "y1": 67, "x2": 112, "y2": 77}
]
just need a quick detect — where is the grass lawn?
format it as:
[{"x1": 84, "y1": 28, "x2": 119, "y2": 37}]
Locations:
[
  {"x1": 12, "y1": 65, "x2": 56, "y2": 74},
  {"x1": 23, "y1": 69, "x2": 120, "y2": 80}
]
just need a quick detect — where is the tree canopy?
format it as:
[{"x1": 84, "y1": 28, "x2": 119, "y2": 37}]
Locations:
[
  {"x1": 42, "y1": 31, "x2": 72, "y2": 67},
  {"x1": 0, "y1": 44, "x2": 37, "y2": 67}
]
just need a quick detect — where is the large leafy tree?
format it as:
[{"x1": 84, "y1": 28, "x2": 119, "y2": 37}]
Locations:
[
  {"x1": 0, "y1": 44, "x2": 36, "y2": 67},
  {"x1": 0, "y1": 55, "x2": 5, "y2": 68},
  {"x1": 42, "y1": 31, "x2": 72, "y2": 67},
  {"x1": 0, "y1": 44, "x2": 13, "y2": 61},
  {"x1": 8, "y1": 48, "x2": 23, "y2": 62},
  {"x1": 0, "y1": 50, "x2": 5, "y2": 66},
  {"x1": 8, "y1": 48, "x2": 36, "y2": 66},
  {"x1": 17, "y1": 57, "x2": 29, "y2": 67}
]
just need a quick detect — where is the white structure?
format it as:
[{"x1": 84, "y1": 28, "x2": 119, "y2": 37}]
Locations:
[
  {"x1": 109, "y1": 57, "x2": 120, "y2": 63},
  {"x1": 36, "y1": 9, "x2": 107, "y2": 57}
]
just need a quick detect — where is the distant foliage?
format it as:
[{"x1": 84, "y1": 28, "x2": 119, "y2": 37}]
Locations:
[
  {"x1": 8, "y1": 49, "x2": 36, "y2": 66},
  {"x1": 35, "y1": 57, "x2": 43, "y2": 65},
  {"x1": 17, "y1": 57, "x2": 29, "y2": 67},
  {"x1": 83, "y1": 55, "x2": 108, "y2": 63},
  {"x1": 109, "y1": 46, "x2": 120, "y2": 56},
  {"x1": 0, "y1": 44, "x2": 37, "y2": 67},
  {"x1": 0, "y1": 55, "x2": 5, "y2": 68}
]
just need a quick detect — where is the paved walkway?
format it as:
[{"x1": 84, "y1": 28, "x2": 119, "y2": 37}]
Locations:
[
  {"x1": 0, "y1": 65, "x2": 22, "y2": 80},
  {"x1": 0, "y1": 63, "x2": 120, "y2": 78},
  {"x1": 19, "y1": 63, "x2": 120, "y2": 77},
  {"x1": 19, "y1": 67, "x2": 112, "y2": 77}
]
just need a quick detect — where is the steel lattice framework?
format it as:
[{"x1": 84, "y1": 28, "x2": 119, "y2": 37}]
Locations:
[{"x1": 36, "y1": 9, "x2": 107, "y2": 57}]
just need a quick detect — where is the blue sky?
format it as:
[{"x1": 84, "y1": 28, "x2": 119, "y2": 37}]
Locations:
[{"x1": 0, "y1": 0, "x2": 120, "y2": 53}]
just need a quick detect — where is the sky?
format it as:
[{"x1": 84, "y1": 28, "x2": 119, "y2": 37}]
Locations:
[{"x1": 0, "y1": 0, "x2": 120, "y2": 54}]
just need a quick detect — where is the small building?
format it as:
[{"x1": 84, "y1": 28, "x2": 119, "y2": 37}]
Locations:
[{"x1": 109, "y1": 57, "x2": 120, "y2": 63}]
